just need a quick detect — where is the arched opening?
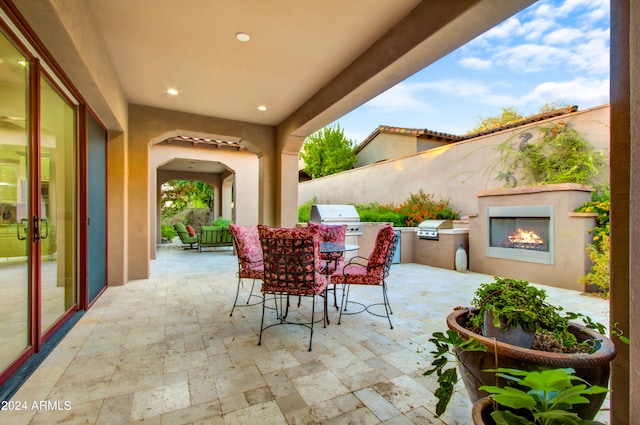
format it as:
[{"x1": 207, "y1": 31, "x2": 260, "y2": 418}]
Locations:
[{"x1": 149, "y1": 131, "x2": 260, "y2": 260}]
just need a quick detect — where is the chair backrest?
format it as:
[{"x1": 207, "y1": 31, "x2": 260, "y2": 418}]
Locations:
[
  {"x1": 366, "y1": 225, "x2": 396, "y2": 280},
  {"x1": 308, "y1": 222, "x2": 347, "y2": 260},
  {"x1": 174, "y1": 222, "x2": 195, "y2": 242},
  {"x1": 229, "y1": 224, "x2": 263, "y2": 269},
  {"x1": 257, "y1": 225, "x2": 324, "y2": 295}
]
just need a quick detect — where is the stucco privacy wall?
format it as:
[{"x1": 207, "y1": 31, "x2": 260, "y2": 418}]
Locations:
[
  {"x1": 299, "y1": 105, "x2": 610, "y2": 217},
  {"x1": 128, "y1": 104, "x2": 276, "y2": 280}
]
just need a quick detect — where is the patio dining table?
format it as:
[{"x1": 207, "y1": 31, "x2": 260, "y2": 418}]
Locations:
[{"x1": 320, "y1": 241, "x2": 358, "y2": 323}]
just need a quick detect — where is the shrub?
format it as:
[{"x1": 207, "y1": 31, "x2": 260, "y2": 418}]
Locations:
[
  {"x1": 298, "y1": 197, "x2": 316, "y2": 223},
  {"x1": 395, "y1": 190, "x2": 459, "y2": 227},
  {"x1": 576, "y1": 188, "x2": 610, "y2": 296},
  {"x1": 211, "y1": 217, "x2": 231, "y2": 228},
  {"x1": 497, "y1": 123, "x2": 604, "y2": 187},
  {"x1": 356, "y1": 203, "x2": 405, "y2": 226},
  {"x1": 161, "y1": 224, "x2": 177, "y2": 240}
]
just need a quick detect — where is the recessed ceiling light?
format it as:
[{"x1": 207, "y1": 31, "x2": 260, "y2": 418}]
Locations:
[
  {"x1": 257, "y1": 105, "x2": 267, "y2": 111},
  {"x1": 235, "y1": 32, "x2": 250, "y2": 42},
  {"x1": 167, "y1": 88, "x2": 179, "y2": 96}
]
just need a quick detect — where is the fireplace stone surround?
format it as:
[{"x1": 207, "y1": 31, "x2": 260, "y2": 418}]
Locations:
[{"x1": 468, "y1": 184, "x2": 598, "y2": 291}]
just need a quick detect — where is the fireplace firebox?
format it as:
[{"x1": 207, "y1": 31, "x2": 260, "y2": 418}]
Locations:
[{"x1": 487, "y1": 205, "x2": 553, "y2": 265}]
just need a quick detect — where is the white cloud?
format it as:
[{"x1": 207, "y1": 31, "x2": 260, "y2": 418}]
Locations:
[
  {"x1": 493, "y1": 44, "x2": 568, "y2": 73},
  {"x1": 459, "y1": 57, "x2": 492, "y2": 70},
  {"x1": 483, "y1": 17, "x2": 521, "y2": 40},
  {"x1": 520, "y1": 77, "x2": 609, "y2": 107},
  {"x1": 543, "y1": 28, "x2": 584, "y2": 45},
  {"x1": 518, "y1": 18, "x2": 556, "y2": 42},
  {"x1": 365, "y1": 82, "x2": 430, "y2": 113}
]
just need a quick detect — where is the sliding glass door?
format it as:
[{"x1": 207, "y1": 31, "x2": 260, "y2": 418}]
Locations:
[
  {"x1": 0, "y1": 23, "x2": 79, "y2": 384},
  {"x1": 0, "y1": 28, "x2": 30, "y2": 374},
  {"x1": 39, "y1": 75, "x2": 76, "y2": 336}
]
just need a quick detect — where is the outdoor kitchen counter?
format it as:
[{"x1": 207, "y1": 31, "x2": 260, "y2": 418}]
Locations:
[{"x1": 413, "y1": 228, "x2": 469, "y2": 270}]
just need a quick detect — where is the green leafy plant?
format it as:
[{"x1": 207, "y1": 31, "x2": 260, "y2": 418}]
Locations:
[
  {"x1": 424, "y1": 329, "x2": 487, "y2": 416},
  {"x1": 425, "y1": 278, "x2": 614, "y2": 418},
  {"x1": 355, "y1": 202, "x2": 405, "y2": 226},
  {"x1": 211, "y1": 217, "x2": 231, "y2": 228},
  {"x1": 298, "y1": 197, "x2": 317, "y2": 223},
  {"x1": 161, "y1": 224, "x2": 177, "y2": 240},
  {"x1": 470, "y1": 277, "x2": 589, "y2": 350},
  {"x1": 575, "y1": 188, "x2": 610, "y2": 296},
  {"x1": 479, "y1": 367, "x2": 608, "y2": 425},
  {"x1": 496, "y1": 123, "x2": 604, "y2": 187}
]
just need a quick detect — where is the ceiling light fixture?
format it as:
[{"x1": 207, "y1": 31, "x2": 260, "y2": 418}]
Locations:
[
  {"x1": 167, "y1": 88, "x2": 179, "y2": 96},
  {"x1": 235, "y1": 32, "x2": 250, "y2": 42},
  {"x1": 257, "y1": 105, "x2": 267, "y2": 111}
]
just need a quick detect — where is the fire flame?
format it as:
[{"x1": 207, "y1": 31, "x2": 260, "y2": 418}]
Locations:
[{"x1": 508, "y1": 228, "x2": 543, "y2": 244}]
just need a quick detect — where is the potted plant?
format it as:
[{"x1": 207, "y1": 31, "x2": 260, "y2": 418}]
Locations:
[
  {"x1": 425, "y1": 277, "x2": 617, "y2": 420},
  {"x1": 471, "y1": 367, "x2": 608, "y2": 425}
]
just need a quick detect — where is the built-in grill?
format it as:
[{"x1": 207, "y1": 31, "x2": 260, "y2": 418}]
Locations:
[
  {"x1": 417, "y1": 219, "x2": 453, "y2": 240},
  {"x1": 309, "y1": 204, "x2": 363, "y2": 235}
]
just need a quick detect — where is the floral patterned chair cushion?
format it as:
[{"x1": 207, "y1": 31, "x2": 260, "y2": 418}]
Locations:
[
  {"x1": 257, "y1": 225, "x2": 327, "y2": 295},
  {"x1": 307, "y1": 222, "x2": 347, "y2": 272},
  {"x1": 331, "y1": 224, "x2": 395, "y2": 285},
  {"x1": 229, "y1": 224, "x2": 263, "y2": 278}
]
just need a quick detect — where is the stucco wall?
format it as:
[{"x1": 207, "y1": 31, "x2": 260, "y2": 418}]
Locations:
[
  {"x1": 355, "y1": 133, "x2": 418, "y2": 167},
  {"x1": 299, "y1": 105, "x2": 610, "y2": 218}
]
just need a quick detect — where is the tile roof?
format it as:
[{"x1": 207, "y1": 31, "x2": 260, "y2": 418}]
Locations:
[{"x1": 354, "y1": 105, "x2": 579, "y2": 154}]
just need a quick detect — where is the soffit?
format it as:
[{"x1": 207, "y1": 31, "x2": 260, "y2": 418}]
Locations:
[{"x1": 86, "y1": 0, "x2": 422, "y2": 126}]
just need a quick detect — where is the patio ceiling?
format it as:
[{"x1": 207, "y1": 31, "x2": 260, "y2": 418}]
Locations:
[{"x1": 79, "y1": 0, "x2": 535, "y2": 135}]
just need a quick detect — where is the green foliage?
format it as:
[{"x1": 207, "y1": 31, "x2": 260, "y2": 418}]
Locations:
[
  {"x1": 470, "y1": 277, "x2": 606, "y2": 351},
  {"x1": 300, "y1": 123, "x2": 357, "y2": 178},
  {"x1": 424, "y1": 329, "x2": 487, "y2": 416},
  {"x1": 575, "y1": 189, "x2": 610, "y2": 296},
  {"x1": 298, "y1": 197, "x2": 316, "y2": 223},
  {"x1": 479, "y1": 367, "x2": 608, "y2": 425},
  {"x1": 297, "y1": 192, "x2": 457, "y2": 227},
  {"x1": 467, "y1": 107, "x2": 524, "y2": 134},
  {"x1": 211, "y1": 217, "x2": 231, "y2": 228},
  {"x1": 496, "y1": 123, "x2": 604, "y2": 186},
  {"x1": 161, "y1": 180, "x2": 214, "y2": 221},
  {"x1": 395, "y1": 190, "x2": 459, "y2": 226},
  {"x1": 161, "y1": 224, "x2": 177, "y2": 240},
  {"x1": 471, "y1": 278, "x2": 566, "y2": 336},
  {"x1": 355, "y1": 203, "x2": 405, "y2": 226}
]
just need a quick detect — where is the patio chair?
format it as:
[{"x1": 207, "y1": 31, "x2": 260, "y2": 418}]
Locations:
[
  {"x1": 308, "y1": 221, "x2": 347, "y2": 308},
  {"x1": 257, "y1": 224, "x2": 328, "y2": 351},
  {"x1": 174, "y1": 222, "x2": 198, "y2": 249},
  {"x1": 228, "y1": 224, "x2": 264, "y2": 316},
  {"x1": 331, "y1": 224, "x2": 397, "y2": 328}
]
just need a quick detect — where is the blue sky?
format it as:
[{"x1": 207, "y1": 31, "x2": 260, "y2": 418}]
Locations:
[{"x1": 334, "y1": 0, "x2": 610, "y2": 144}]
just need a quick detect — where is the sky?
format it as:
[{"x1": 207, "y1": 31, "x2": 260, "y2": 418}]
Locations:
[{"x1": 333, "y1": 0, "x2": 610, "y2": 145}]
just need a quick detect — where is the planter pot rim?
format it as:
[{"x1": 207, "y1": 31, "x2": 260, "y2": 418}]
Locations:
[{"x1": 447, "y1": 308, "x2": 616, "y2": 367}]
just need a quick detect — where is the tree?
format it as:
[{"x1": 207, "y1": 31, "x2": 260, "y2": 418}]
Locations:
[
  {"x1": 467, "y1": 107, "x2": 523, "y2": 134},
  {"x1": 300, "y1": 123, "x2": 357, "y2": 178},
  {"x1": 161, "y1": 180, "x2": 214, "y2": 221}
]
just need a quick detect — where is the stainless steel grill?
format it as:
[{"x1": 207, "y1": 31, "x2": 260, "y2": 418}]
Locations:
[
  {"x1": 417, "y1": 219, "x2": 453, "y2": 240},
  {"x1": 309, "y1": 204, "x2": 363, "y2": 235}
]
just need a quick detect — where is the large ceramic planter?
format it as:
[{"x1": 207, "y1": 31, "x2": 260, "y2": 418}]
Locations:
[
  {"x1": 471, "y1": 396, "x2": 494, "y2": 425},
  {"x1": 447, "y1": 308, "x2": 616, "y2": 420}
]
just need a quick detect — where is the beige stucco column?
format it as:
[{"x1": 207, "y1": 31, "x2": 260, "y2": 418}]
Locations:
[{"x1": 222, "y1": 177, "x2": 233, "y2": 220}]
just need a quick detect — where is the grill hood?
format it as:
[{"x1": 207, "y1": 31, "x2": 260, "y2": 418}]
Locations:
[{"x1": 309, "y1": 204, "x2": 362, "y2": 235}]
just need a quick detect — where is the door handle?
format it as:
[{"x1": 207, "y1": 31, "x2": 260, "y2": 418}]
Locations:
[
  {"x1": 17, "y1": 218, "x2": 27, "y2": 241},
  {"x1": 40, "y1": 218, "x2": 48, "y2": 240}
]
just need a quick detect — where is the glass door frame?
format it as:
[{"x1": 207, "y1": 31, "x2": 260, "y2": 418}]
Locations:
[{"x1": 0, "y1": 4, "x2": 90, "y2": 388}]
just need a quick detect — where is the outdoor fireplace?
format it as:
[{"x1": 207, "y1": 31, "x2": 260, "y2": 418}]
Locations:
[
  {"x1": 469, "y1": 184, "x2": 596, "y2": 291},
  {"x1": 487, "y1": 205, "x2": 553, "y2": 265}
]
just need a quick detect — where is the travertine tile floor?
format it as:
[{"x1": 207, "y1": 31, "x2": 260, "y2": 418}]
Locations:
[{"x1": 2, "y1": 243, "x2": 611, "y2": 424}]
